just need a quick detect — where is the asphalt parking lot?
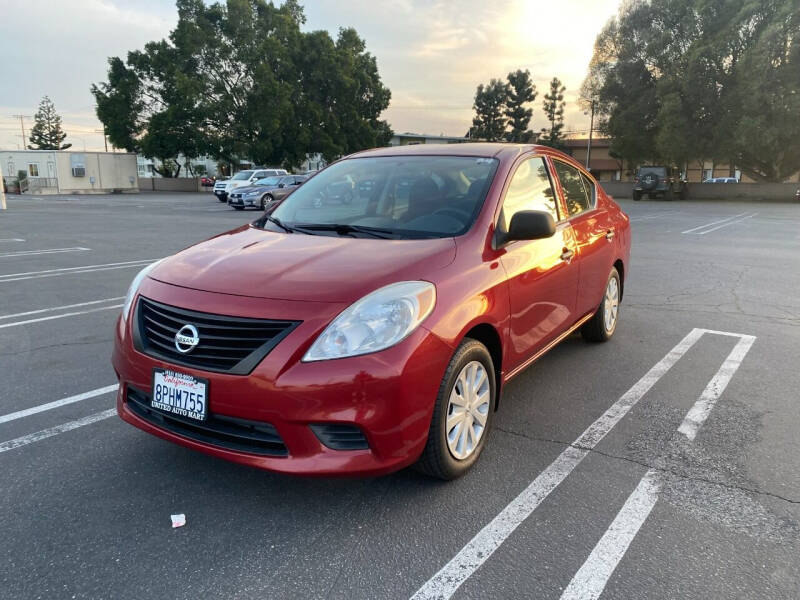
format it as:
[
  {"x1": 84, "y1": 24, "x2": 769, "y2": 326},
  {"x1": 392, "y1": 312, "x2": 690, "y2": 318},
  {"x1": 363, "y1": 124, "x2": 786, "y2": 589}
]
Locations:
[{"x1": 1, "y1": 192, "x2": 798, "y2": 599}]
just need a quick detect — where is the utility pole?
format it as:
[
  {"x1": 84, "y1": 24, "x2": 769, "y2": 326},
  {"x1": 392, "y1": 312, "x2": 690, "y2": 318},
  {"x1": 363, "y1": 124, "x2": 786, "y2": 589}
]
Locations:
[
  {"x1": 95, "y1": 128, "x2": 109, "y2": 152},
  {"x1": 12, "y1": 115, "x2": 31, "y2": 149},
  {"x1": 585, "y1": 99, "x2": 595, "y2": 170}
]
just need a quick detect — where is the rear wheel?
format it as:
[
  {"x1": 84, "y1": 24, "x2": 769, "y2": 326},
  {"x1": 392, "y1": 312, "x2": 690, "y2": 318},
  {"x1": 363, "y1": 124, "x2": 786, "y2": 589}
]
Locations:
[
  {"x1": 581, "y1": 267, "x2": 621, "y2": 343},
  {"x1": 633, "y1": 191, "x2": 642, "y2": 201},
  {"x1": 415, "y1": 339, "x2": 496, "y2": 480}
]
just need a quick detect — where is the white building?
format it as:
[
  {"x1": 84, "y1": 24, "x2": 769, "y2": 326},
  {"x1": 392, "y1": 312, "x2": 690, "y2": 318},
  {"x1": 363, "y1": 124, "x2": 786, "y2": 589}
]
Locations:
[
  {"x1": 2, "y1": 149, "x2": 138, "y2": 194},
  {"x1": 388, "y1": 132, "x2": 468, "y2": 146}
]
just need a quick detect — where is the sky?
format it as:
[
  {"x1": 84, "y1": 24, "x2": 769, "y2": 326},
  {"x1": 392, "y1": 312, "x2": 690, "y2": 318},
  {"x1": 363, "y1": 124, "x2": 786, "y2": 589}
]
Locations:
[{"x1": 0, "y1": 0, "x2": 622, "y2": 152}]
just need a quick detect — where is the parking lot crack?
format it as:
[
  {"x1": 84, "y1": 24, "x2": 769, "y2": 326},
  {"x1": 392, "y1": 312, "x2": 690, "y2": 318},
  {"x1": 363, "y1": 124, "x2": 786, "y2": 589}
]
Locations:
[{"x1": 494, "y1": 425, "x2": 800, "y2": 506}]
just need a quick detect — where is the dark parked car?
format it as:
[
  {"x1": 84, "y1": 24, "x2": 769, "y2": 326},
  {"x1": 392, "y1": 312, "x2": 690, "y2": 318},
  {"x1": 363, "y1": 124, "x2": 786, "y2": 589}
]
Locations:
[
  {"x1": 228, "y1": 175, "x2": 308, "y2": 210},
  {"x1": 113, "y1": 142, "x2": 631, "y2": 479},
  {"x1": 633, "y1": 165, "x2": 688, "y2": 200}
]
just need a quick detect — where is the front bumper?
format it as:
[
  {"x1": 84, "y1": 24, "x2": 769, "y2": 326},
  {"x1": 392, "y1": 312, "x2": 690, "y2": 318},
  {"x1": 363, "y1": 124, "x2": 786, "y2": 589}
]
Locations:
[
  {"x1": 112, "y1": 279, "x2": 452, "y2": 477},
  {"x1": 228, "y1": 195, "x2": 260, "y2": 208},
  {"x1": 214, "y1": 190, "x2": 228, "y2": 200}
]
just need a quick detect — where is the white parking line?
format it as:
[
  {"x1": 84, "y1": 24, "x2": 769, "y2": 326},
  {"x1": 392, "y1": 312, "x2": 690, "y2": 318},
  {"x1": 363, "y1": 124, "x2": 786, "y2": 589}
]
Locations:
[
  {"x1": 0, "y1": 409, "x2": 117, "y2": 454},
  {"x1": 0, "y1": 238, "x2": 25, "y2": 242},
  {"x1": 560, "y1": 332, "x2": 755, "y2": 600},
  {"x1": 689, "y1": 212, "x2": 757, "y2": 235},
  {"x1": 628, "y1": 211, "x2": 680, "y2": 223},
  {"x1": 0, "y1": 304, "x2": 123, "y2": 329},
  {"x1": 0, "y1": 385, "x2": 118, "y2": 425},
  {"x1": 0, "y1": 297, "x2": 124, "y2": 320},
  {"x1": 410, "y1": 328, "x2": 706, "y2": 600},
  {"x1": 681, "y1": 212, "x2": 755, "y2": 235},
  {"x1": 0, "y1": 258, "x2": 157, "y2": 283},
  {"x1": 0, "y1": 246, "x2": 90, "y2": 258}
]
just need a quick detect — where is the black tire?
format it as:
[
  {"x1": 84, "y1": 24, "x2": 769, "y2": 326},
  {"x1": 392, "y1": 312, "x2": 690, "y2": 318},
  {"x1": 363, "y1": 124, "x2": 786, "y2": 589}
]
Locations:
[
  {"x1": 581, "y1": 267, "x2": 621, "y2": 343},
  {"x1": 415, "y1": 338, "x2": 496, "y2": 480},
  {"x1": 665, "y1": 187, "x2": 674, "y2": 201},
  {"x1": 633, "y1": 191, "x2": 642, "y2": 201},
  {"x1": 679, "y1": 185, "x2": 689, "y2": 200},
  {"x1": 217, "y1": 196, "x2": 227, "y2": 203},
  {"x1": 259, "y1": 195, "x2": 268, "y2": 210},
  {"x1": 233, "y1": 205, "x2": 244, "y2": 211}
]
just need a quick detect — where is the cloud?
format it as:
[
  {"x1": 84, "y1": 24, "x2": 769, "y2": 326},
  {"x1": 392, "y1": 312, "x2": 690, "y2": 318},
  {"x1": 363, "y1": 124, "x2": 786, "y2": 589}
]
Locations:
[{"x1": 0, "y1": 0, "x2": 621, "y2": 150}]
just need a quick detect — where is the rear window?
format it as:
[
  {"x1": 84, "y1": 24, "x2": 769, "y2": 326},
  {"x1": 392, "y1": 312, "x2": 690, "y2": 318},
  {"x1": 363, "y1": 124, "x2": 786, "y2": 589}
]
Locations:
[{"x1": 638, "y1": 167, "x2": 667, "y2": 176}]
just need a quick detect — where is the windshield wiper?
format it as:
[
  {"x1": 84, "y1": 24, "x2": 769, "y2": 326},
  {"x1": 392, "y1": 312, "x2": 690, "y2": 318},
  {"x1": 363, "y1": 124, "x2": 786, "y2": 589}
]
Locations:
[
  {"x1": 291, "y1": 223, "x2": 396, "y2": 239},
  {"x1": 265, "y1": 215, "x2": 295, "y2": 233}
]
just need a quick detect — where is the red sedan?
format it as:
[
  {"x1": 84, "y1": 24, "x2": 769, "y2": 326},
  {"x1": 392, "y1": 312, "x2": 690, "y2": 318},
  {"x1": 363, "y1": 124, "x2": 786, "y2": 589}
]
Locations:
[{"x1": 112, "y1": 144, "x2": 630, "y2": 479}]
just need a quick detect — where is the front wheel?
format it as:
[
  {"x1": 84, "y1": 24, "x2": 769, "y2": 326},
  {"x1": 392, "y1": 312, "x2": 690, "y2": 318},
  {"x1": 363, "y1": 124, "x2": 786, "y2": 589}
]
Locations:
[
  {"x1": 415, "y1": 339, "x2": 496, "y2": 480},
  {"x1": 217, "y1": 196, "x2": 227, "y2": 202},
  {"x1": 581, "y1": 267, "x2": 621, "y2": 343}
]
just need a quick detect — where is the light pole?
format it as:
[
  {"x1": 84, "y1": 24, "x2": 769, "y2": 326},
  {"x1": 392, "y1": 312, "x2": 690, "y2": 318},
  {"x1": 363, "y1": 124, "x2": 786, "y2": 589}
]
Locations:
[{"x1": 585, "y1": 98, "x2": 595, "y2": 170}]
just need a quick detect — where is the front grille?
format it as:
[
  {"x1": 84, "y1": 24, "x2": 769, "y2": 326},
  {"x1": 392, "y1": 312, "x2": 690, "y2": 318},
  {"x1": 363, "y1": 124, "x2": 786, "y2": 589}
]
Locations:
[
  {"x1": 310, "y1": 424, "x2": 369, "y2": 450},
  {"x1": 134, "y1": 297, "x2": 300, "y2": 375},
  {"x1": 126, "y1": 386, "x2": 288, "y2": 456}
]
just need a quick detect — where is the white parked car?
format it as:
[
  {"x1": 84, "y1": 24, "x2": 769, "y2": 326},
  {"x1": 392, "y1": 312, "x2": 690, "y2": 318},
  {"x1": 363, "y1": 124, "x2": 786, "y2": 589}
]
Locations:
[{"x1": 213, "y1": 169, "x2": 287, "y2": 202}]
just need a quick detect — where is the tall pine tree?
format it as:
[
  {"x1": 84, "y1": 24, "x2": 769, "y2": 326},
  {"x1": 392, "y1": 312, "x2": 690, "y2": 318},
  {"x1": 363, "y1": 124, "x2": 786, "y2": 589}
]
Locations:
[
  {"x1": 539, "y1": 77, "x2": 566, "y2": 149},
  {"x1": 28, "y1": 96, "x2": 71, "y2": 150},
  {"x1": 470, "y1": 79, "x2": 509, "y2": 141},
  {"x1": 504, "y1": 70, "x2": 537, "y2": 142}
]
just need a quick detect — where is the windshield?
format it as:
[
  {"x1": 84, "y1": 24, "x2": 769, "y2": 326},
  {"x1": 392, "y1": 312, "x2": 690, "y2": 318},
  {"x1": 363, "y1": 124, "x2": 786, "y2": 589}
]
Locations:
[
  {"x1": 262, "y1": 155, "x2": 499, "y2": 239},
  {"x1": 232, "y1": 170, "x2": 254, "y2": 181},
  {"x1": 255, "y1": 176, "x2": 281, "y2": 186}
]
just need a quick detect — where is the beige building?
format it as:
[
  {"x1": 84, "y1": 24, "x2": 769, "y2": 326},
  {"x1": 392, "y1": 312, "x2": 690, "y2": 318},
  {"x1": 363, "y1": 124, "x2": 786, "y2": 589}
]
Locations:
[
  {"x1": 563, "y1": 138, "x2": 623, "y2": 181},
  {"x1": 1, "y1": 149, "x2": 138, "y2": 194},
  {"x1": 564, "y1": 137, "x2": 800, "y2": 183}
]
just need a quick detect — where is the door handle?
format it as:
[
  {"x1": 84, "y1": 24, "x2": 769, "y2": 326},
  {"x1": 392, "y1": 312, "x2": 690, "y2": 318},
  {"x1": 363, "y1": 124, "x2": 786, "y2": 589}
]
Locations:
[
  {"x1": 560, "y1": 248, "x2": 574, "y2": 262},
  {"x1": 605, "y1": 230, "x2": 615, "y2": 241}
]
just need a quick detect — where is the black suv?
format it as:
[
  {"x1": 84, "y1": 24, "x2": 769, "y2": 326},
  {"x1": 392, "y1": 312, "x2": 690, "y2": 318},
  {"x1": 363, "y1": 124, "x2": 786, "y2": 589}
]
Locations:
[{"x1": 633, "y1": 166, "x2": 688, "y2": 200}]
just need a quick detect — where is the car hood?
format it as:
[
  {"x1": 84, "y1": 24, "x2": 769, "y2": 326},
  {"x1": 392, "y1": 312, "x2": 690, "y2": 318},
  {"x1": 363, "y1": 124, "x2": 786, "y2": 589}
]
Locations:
[{"x1": 148, "y1": 226, "x2": 457, "y2": 303}]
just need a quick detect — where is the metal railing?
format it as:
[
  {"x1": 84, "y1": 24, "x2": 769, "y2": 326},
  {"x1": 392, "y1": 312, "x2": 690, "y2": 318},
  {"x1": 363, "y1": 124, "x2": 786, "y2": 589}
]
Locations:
[{"x1": 26, "y1": 177, "x2": 59, "y2": 192}]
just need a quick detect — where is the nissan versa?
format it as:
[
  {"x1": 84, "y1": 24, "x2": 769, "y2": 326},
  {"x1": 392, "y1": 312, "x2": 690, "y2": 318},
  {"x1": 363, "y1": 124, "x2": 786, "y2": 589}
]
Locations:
[{"x1": 112, "y1": 143, "x2": 631, "y2": 479}]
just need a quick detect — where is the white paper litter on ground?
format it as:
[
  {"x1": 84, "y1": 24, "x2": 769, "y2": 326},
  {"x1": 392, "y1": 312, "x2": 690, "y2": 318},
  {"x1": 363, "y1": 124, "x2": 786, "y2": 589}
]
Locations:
[{"x1": 171, "y1": 514, "x2": 186, "y2": 528}]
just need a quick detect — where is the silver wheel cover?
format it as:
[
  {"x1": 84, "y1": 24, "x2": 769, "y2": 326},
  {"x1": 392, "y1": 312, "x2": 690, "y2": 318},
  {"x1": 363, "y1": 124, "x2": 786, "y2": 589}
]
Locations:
[
  {"x1": 446, "y1": 361, "x2": 490, "y2": 460},
  {"x1": 604, "y1": 275, "x2": 620, "y2": 333}
]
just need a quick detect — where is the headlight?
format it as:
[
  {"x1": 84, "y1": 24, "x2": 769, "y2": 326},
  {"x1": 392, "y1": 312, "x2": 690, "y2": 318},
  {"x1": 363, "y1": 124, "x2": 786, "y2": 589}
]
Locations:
[
  {"x1": 303, "y1": 281, "x2": 436, "y2": 362},
  {"x1": 245, "y1": 191, "x2": 260, "y2": 197},
  {"x1": 121, "y1": 260, "x2": 162, "y2": 321}
]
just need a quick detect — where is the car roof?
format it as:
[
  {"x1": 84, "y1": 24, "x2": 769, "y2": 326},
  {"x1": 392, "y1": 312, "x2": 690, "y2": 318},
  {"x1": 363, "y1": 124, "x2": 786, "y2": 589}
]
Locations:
[{"x1": 347, "y1": 142, "x2": 559, "y2": 161}]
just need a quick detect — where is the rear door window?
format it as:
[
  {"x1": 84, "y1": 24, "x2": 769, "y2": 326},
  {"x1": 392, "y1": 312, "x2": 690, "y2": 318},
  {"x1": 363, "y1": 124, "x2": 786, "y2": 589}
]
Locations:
[{"x1": 553, "y1": 161, "x2": 592, "y2": 217}]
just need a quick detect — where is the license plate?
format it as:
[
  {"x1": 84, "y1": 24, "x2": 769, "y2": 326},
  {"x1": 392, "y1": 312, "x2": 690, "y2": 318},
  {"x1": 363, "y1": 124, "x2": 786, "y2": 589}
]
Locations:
[{"x1": 151, "y1": 368, "x2": 208, "y2": 421}]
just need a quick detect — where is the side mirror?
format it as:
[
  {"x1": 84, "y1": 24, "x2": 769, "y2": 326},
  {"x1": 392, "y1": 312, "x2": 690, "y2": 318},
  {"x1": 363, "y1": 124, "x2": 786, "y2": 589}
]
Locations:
[
  {"x1": 278, "y1": 183, "x2": 285, "y2": 188},
  {"x1": 504, "y1": 210, "x2": 556, "y2": 243}
]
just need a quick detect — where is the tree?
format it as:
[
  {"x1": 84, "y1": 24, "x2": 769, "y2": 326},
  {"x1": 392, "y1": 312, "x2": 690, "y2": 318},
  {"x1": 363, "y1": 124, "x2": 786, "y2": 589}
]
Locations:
[
  {"x1": 92, "y1": 0, "x2": 392, "y2": 172},
  {"x1": 539, "y1": 77, "x2": 566, "y2": 149},
  {"x1": 28, "y1": 96, "x2": 71, "y2": 150},
  {"x1": 586, "y1": 0, "x2": 800, "y2": 182},
  {"x1": 470, "y1": 79, "x2": 509, "y2": 141},
  {"x1": 504, "y1": 70, "x2": 537, "y2": 142}
]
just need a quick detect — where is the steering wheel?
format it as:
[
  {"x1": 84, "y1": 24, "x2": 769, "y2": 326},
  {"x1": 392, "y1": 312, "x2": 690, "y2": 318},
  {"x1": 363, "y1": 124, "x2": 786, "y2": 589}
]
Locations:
[{"x1": 433, "y1": 207, "x2": 470, "y2": 222}]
